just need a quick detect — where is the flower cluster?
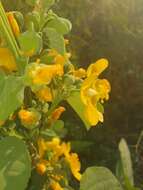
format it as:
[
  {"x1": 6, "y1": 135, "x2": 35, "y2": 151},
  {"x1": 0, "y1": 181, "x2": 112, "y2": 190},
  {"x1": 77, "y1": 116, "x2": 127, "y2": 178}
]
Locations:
[
  {"x1": 0, "y1": 1, "x2": 111, "y2": 189},
  {"x1": 36, "y1": 138, "x2": 81, "y2": 189}
]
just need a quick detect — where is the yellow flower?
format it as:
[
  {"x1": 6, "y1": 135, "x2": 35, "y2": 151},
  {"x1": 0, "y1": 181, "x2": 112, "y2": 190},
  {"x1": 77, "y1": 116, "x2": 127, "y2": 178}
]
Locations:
[
  {"x1": 37, "y1": 138, "x2": 48, "y2": 159},
  {"x1": 35, "y1": 86, "x2": 53, "y2": 102},
  {"x1": 48, "y1": 49, "x2": 66, "y2": 65},
  {"x1": 87, "y1": 58, "x2": 108, "y2": 77},
  {"x1": 46, "y1": 138, "x2": 64, "y2": 158},
  {"x1": 80, "y1": 58, "x2": 111, "y2": 126},
  {"x1": 85, "y1": 103, "x2": 103, "y2": 126},
  {"x1": 38, "y1": 138, "x2": 63, "y2": 160},
  {"x1": 18, "y1": 109, "x2": 39, "y2": 125},
  {"x1": 61, "y1": 142, "x2": 82, "y2": 181},
  {"x1": 54, "y1": 54, "x2": 66, "y2": 65},
  {"x1": 74, "y1": 68, "x2": 86, "y2": 79},
  {"x1": 50, "y1": 181, "x2": 63, "y2": 190},
  {"x1": 7, "y1": 12, "x2": 20, "y2": 37},
  {"x1": 37, "y1": 138, "x2": 82, "y2": 181},
  {"x1": 28, "y1": 63, "x2": 64, "y2": 85},
  {"x1": 48, "y1": 49, "x2": 71, "y2": 65},
  {"x1": 36, "y1": 162, "x2": 47, "y2": 175},
  {"x1": 66, "y1": 153, "x2": 82, "y2": 181},
  {"x1": 51, "y1": 106, "x2": 66, "y2": 121},
  {"x1": 0, "y1": 48, "x2": 17, "y2": 72}
]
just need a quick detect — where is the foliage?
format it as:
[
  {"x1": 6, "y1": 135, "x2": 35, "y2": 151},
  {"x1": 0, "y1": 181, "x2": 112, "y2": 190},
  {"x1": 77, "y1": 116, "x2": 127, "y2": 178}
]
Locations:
[{"x1": 0, "y1": 136, "x2": 31, "y2": 190}]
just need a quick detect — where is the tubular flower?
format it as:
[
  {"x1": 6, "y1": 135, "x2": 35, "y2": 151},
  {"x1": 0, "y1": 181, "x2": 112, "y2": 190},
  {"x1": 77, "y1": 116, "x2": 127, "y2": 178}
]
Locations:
[
  {"x1": 28, "y1": 63, "x2": 64, "y2": 85},
  {"x1": 35, "y1": 86, "x2": 53, "y2": 102},
  {"x1": 80, "y1": 58, "x2": 111, "y2": 126},
  {"x1": 0, "y1": 48, "x2": 17, "y2": 72},
  {"x1": 18, "y1": 109, "x2": 39, "y2": 126},
  {"x1": 50, "y1": 181, "x2": 64, "y2": 190},
  {"x1": 51, "y1": 106, "x2": 66, "y2": 121},
  {"x1": 7, "y1": 12, "x2": 20, "y2": 37}
]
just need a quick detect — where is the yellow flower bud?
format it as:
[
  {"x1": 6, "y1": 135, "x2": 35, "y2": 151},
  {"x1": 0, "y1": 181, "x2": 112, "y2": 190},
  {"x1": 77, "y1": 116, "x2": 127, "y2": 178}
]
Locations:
[
  {"x1": 18, "y1": 109, "x2": 39, "y2": 126},
  {"x1": 74, "y1": 68, "x2": 86, "y2": 78},
  {"x1": 51, "y1": 107, "x2": 66, "y2": 121},
  {"x1": 36, "y1": 163, "x2": 47, "y2": 175},
  {"x1": 7, "y1": 12, "x2": 20, "y2": 37}
]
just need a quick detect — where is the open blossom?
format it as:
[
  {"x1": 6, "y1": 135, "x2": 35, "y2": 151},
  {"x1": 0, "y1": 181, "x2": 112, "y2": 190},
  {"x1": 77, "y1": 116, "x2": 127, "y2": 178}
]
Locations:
[
  {"x1": 81, "y1": 58, "x2": 111, "y2": 126},
  {"x1": 37, "y1": 138, "x2": 82, "y2": 181},
  {"x1": 18, "y1": 109, "x2": 39, "y2": 126},
  {"x1": 35, "y1": 86, "x2": 53, "y2": 102},
  {"x1": 62, "y1": 142, "x2": 82, "y2": 181},
  {"x1": 28, "y1": 63, "x2": 64, "y2": 85}
]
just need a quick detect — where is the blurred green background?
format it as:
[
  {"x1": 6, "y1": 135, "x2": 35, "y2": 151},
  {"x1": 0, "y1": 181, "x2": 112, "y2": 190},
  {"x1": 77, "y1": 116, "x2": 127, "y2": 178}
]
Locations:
[{"x1": 54, "y1": 0, "x2": 143, "y2": 187}]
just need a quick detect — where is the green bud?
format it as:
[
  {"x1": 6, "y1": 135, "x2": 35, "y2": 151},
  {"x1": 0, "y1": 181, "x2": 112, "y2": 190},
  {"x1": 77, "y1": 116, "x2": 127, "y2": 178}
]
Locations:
[{"x1": 64, "y1": 74, "x2": 75, "y2": 86}]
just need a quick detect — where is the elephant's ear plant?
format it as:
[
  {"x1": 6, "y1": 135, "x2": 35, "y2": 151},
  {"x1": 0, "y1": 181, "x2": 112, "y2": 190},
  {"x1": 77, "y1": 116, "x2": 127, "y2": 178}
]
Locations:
[{"x1": 0, "y1": 0, "x2": 115, "y2": 189}]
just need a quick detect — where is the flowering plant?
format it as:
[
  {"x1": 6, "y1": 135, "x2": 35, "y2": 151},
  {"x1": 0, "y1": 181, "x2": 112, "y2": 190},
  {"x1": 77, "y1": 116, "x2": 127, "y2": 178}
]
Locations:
[{"x1": 0, "y1": 1, "x2": 134, "y2": 190}]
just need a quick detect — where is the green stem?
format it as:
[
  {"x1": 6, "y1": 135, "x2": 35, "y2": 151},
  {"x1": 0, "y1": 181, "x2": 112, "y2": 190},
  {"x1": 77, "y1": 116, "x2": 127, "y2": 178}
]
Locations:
[
  {"x1": 0, "y1": 17, "x2": 19, "y2": 58},
  {"x1": 0, "y1": 2, "x2": 20, "y2": 55}
]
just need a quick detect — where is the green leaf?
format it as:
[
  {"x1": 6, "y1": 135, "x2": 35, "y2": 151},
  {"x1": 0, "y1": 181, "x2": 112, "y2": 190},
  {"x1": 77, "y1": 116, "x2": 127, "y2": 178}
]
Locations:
[
  {"x1": 67, "y1": 91, "x2": 90, "y2": 130},
  {"x1": 27, "y1": 169, "x2": 46, "y2": 190},
  {"x1": 0, "y1": 75, "x2": 24, "y2": 121},
  {"x1": 47, "y1": 17, "x2": 72, "y2": 35},
  {"x1": 52, "y1": 120, "x2": 67, "y2": 138},
  {"x1": 119, "y1": 138, "x2": 134, "y2": 186},
  {"x1": 0, "y1": 136, "x2": 31, "y2": 190},
  {"x1": 80, "y1": 167, "x2": 123, "y2": 190},
  {"x1": 18, "y1": 30, "x2": 42, "y2": 56},
  {"x1": 116, "y1": 160, "x2": 124, "y2": 183},
  {"x1": 45, "y1": 27, "x2": 65, "y2": 55},
  {"x1": 25, "y1": 11, "x2": 40, "y2": 32}
]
